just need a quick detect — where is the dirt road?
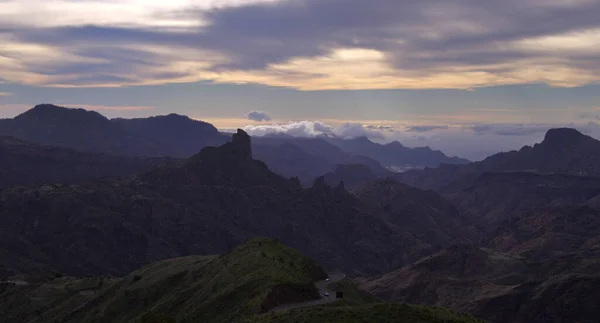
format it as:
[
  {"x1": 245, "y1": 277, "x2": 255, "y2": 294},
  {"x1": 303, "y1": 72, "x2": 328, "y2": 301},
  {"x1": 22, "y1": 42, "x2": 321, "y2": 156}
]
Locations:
[{"x1": 269, "y1": 272, "x2": 346, "y2": 313}]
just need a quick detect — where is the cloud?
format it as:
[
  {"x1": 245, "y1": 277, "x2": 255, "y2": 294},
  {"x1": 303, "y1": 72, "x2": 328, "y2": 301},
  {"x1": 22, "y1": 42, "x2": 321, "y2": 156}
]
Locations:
[
  {"x1": 243, "y1": 121, "x2": 334, "y2": 137},
  {"x1": 246, "y1": 110, "x2": 271, "y2": 122},
  {"x1": 0, "y1": 92, "x2": 10, "y2": 96},
  {"x1": 1, "y1": 0, "x2": 600, "y2": 89},
  {"x1": 365, "y1": 124, "x2": 395, "y2": 132},
  {"x1": 406, "y1": 125, "x2": 449, "y2": 132},
  {"x1": 243, "y1": 120, "x2": 386, "y2": 139},
  {"x1": 470, "y1": 123, "x2": 556, "y2": 136},
  {"x1": 335, "y1": 123, "x2": 386, "y2": 139},
  {"x1": 233, "y1": 117, "x2": 600, "y2": 161},
  {"x1": 580, "y1": 112, "x2": 600, "y2": 121}
]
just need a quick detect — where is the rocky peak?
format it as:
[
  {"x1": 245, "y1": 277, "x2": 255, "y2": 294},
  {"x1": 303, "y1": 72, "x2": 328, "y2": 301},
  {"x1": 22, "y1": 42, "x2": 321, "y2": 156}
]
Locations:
[
  {"x1": 543, "y1": 128, "x2": 588, "y2": 146},
  {"x1": 312, "y1": 176, "x2": 329, "y2": 189},
  {"x1": 16, "y1": 104, "x2": 108, "y2": 123},
  {"x1": 384, "y1": 140, "x2": 405, "y2": 148},
  {"x1": 232, "y1": 129, "x2": 252, "y2": 159}
]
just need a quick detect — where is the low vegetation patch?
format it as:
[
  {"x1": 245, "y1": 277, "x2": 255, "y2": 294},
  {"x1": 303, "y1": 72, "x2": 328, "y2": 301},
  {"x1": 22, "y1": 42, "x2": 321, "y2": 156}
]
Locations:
[{"x1": 246, "y1": 303, "x2": 486, "y2": 323}]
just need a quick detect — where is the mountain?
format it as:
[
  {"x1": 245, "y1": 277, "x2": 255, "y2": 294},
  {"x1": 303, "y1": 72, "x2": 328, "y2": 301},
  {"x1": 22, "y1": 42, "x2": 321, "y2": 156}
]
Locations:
[
  {"x1": 324, "y1": 136, "x2": 470, "y2": 170},
  {"x1": 0, "y1": 130, "x2": 471, "y2": 277},
  {"x1": 0, "y1": 104, "x2": 226, "y2": 157},
  {"x1": 358, "y1": 244, "x2": 600, "y2": 323},
  {"x1": 0, "y1": 105, "x2": 389, "y2": 184},
  {"x1": 351, "y1": 179, "x2": 482, "y2": 251},
  {"x1": 445, "y1": 171, "x2": 600, "y2": 226},
  {"x1": 486, "y1": 204, "x2": 600, "y2": 259},
  {"x1": 252, "y1": 142, "x2": 388, "y2": 186},
  {"x1": 0, "y1": 136, "x2": 172, "y2": 188},
  {"x1": 0, "y1": 104, "x2": 157, "y2": 156},
  {"x1": 397, "y1": 128, "x2": 600, "y2": 192},
  {"x1": 252, "y1": 137, "x2": 390, "y2": 185},
  {"x1": 112, "y1": 114, "x2": 228, "y2": 157},
  {"x1": 322, "y1": 164, "x2": 377, "y2": 189},
  {"x1": 0, "y1": 238, "x2": 326, "y2": 323},
  {"x1": 0, "y1": 238, "x2": 483, "y2": 323}
]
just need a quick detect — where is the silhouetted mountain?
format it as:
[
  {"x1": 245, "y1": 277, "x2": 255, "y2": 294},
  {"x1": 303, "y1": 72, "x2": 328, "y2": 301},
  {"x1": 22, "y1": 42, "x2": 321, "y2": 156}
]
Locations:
[
  {"x1": 445, "y1": 171, "x2": 600, "y2": 226},
  {"x1": 0, "y1": 130, "x2": 471, "y2": 278},
  {"x1": 0, "y1": 104, "x2": 226, "y2": 157},
  {"x1": 0, "y1": 136, "x2": 172, "y2": 188},
  {"x1": 324, "y1": 136, "x2": 469, "y2": 169},
  {"x1": 0, "y1": 105, "x2": 388, "y2": 184},
  {"x1": 252, "y1": 136, "x2": 390, "y2": 184},
  {"x1": 0, "y1": 104, "x2": 156, "y2": 156},
  {"x1": 322, "y1": 164, "x2": 377, "y2": 189},
  {"x1": 252, "y1": 142, "x2": 348, "y2": 186},
  {"x1": 397, "y1": 127, "x2": 600, "y2": 191},
  {"x1": 352, "y1": 179, "x2": 481, "y2": 249},
  {"x1": 112, "y1": 114, "x2": 228, "y2": 157}
]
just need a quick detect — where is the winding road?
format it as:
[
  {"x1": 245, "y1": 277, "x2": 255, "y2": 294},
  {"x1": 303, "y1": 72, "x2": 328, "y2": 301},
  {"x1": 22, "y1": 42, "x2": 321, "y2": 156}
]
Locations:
[
  {"x1": 1, "y1": 280, "x2": 29, "y2": 286},
  {"x1": 269, "y1": 272, "x2": 346, "y2": 313}
]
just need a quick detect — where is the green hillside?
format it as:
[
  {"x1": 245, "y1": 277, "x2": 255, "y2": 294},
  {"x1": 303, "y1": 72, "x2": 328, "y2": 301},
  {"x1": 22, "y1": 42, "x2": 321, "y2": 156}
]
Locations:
[
  {"x1": 246, "y1": 303, "x2": 485, "y2": 323},
  {"x1": 70, "y1": 237, "x2": 327, "y2": 323},
  {"x1": 0, "y1": 237, "x2": 328, "y2": 323},
  {"x1": 1, "y1": 238, "x2": 487, "y2": 323},
  {"x1": 325, "y1": 277, "x2": 380, "y2": 305}
]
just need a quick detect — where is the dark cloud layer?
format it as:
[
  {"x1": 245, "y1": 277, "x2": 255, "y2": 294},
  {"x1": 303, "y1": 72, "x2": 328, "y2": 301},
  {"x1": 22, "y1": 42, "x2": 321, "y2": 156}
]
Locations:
[
  {"x1": 4, "y1": 0, "x2": 600, "y2": 84},
  {"x1": 471, "y1": 124, "x2": 557, "y2": 136},
  {"x1": 247, "y1": 110, "x2": 272, "y2": 122},
  {"x1": 189, "y1": 0, "x2": 600, "y2": 72}
]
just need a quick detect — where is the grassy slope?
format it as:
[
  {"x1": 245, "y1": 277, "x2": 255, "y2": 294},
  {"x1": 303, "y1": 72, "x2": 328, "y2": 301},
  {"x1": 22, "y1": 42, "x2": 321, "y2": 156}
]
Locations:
[
  {"x1": 248, "y1": 276, "x2": 484, "y2": 323},
  {"x1": 325, "y1": 277, "x2": 380, "y2": 305},
  {"x1": 1, "y1": 238, "x2": 488, "y2": 323},
  {"x1": 0, "y1": 275, "x2": 120, "y2": 322},
  {"x1": 246, "y1": 303, "x2": 486, "y2": 323},
  {"x1": 68, "y1": 237, "x2": 327, "y2": 323}
]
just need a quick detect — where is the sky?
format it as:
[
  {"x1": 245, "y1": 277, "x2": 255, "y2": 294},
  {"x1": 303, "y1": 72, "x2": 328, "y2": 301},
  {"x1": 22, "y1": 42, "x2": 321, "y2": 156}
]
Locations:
[{"x1": 1, "y1": 0, "x2": 600, "y2": 160}]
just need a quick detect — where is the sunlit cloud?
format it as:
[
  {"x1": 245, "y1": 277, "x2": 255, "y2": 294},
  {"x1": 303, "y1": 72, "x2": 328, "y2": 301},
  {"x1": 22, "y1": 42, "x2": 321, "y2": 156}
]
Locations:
[
  {"x1": 0, "y1": 0, "x2": 278, "y2": 28},
  {"x1": 201, "y1": 115, "x2": 600, "y2": 161},
  {"x1": 0, "y1": 92, "x2": 11, "y2": 96}
]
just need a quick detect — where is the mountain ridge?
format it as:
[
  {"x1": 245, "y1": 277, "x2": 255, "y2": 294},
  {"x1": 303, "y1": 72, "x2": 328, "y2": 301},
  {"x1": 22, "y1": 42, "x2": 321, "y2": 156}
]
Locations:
[
  {"x1": 0, "y1": 135, "x2": 172, "y2": 188},
  {"x1": 396, "y1": 127, "x2": 600, "y2": 192},
  {"x1": 0, "y1": 130, "x2": 473, "y2": 278}
]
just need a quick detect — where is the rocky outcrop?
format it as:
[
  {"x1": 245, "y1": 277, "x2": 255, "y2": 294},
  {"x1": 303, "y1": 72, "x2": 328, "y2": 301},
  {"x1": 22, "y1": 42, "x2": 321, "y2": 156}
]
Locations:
[{"x1": 232, "y1": 129, "x2": 252, "y2": 159}]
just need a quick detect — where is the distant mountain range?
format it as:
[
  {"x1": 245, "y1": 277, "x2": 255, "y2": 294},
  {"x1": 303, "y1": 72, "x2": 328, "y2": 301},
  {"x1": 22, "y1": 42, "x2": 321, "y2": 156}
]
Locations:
[
  {"x1": 396, "y1": 128, "x2": 600, "y2": 192},
  {"x1": 324, "y1": 136, "x2": 470, "y2": 169},
  {"x1": 5, "y1": 103, "x2": 600, "y2": 321},
  {"x1": 350, "y1": 127, "x2": 600, "y2": 322},
  {"x1": 0, "y1": 129, "x2": 473, "y2": 278},
  {"x1": 0, "y1": 136, "x2": 172, "y2": 188},
  {"x1": 393, "y1": 127, "x2": 600, "y2": 227},
  {"x1": 0, "y1": 104, "x2": 468, "y2": 184}
]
